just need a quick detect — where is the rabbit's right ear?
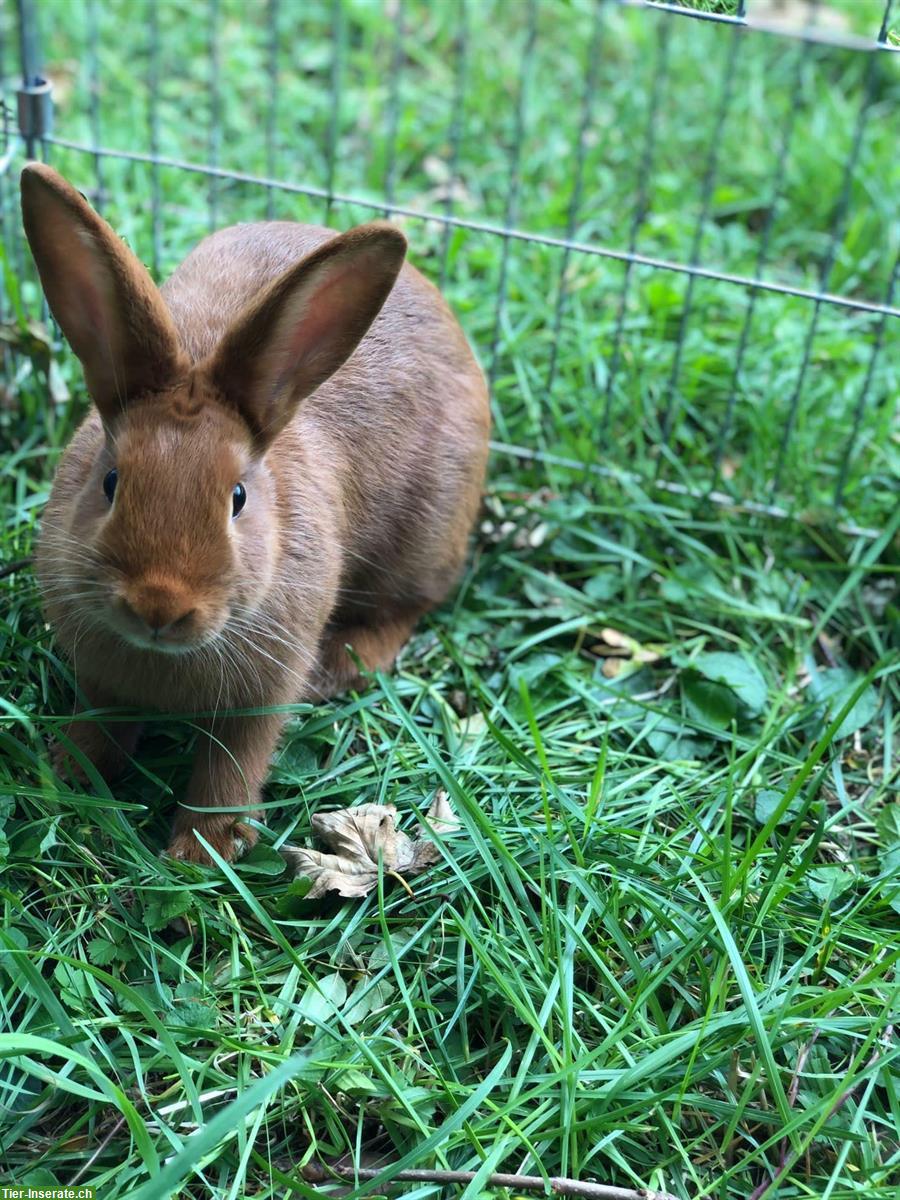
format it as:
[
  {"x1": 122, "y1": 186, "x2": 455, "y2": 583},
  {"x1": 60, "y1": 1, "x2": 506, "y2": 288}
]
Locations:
[
  {"x1": 207, "y1": 222, "x2": 407, "y2": 448},
  {"x1": 20, "y1": 163, "x2": 183, "y2": 423}
]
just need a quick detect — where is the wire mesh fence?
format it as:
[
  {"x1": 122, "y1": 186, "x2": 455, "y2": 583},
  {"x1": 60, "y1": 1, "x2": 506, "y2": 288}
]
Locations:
[{"x1": 1, "y1": 0, "x2": 897, "y2": 531}]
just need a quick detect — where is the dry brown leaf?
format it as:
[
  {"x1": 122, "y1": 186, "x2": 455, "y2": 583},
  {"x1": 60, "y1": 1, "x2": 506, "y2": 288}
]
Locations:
[
  {"x1": 479, "y1": 488, "x2": 557, "y2": 548},
  {"x1": 283, "y1": 791, "x2": 459, "y2": 899},
  {"x1": 590, "y1": 628, "x2": 664, "y2": 677}
]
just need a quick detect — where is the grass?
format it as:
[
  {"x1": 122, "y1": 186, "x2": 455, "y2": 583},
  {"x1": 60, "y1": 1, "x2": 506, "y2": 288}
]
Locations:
[{"x1": 1, "y1": 1, "x2": 899, "y2": 1198}]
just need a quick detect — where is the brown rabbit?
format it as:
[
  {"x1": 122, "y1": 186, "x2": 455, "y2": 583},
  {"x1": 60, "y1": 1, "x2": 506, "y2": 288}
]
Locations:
[{"x1": 21, "y1": 163, "x2": 489, "y2": 865}]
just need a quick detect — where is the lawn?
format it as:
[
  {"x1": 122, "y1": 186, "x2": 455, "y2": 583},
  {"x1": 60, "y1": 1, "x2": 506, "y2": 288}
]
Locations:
[{"x1": 0, "y1": 2, "x2": 898, "y2": 1199}]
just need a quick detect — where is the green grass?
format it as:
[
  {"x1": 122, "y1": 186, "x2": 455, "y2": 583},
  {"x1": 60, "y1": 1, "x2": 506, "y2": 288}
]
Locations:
[{"x1": 1, "y1": 1, "x2": 899, "y2": 1198}]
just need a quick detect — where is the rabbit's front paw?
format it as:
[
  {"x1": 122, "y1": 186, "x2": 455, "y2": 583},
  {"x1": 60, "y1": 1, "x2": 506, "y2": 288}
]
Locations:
[{"x1": 166, "y1": 813, "x2": 258, "y2": 866}]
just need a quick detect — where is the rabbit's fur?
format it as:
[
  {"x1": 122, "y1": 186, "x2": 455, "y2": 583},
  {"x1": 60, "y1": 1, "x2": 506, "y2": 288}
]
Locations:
[{"x1": 22, "y1": 164, "x2": 489, "y2": 864}]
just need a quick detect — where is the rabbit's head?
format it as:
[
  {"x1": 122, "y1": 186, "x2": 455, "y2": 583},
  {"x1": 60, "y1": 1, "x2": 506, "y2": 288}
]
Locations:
[{"x1": 22, "y1": 163, "x2": 406, "y2": 653}]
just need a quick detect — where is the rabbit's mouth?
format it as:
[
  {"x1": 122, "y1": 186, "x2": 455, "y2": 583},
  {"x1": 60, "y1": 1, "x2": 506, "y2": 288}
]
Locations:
[
  {"x1": 105, "y1": 576, "x2": 226, "y2": 653},
  {"x1": 117, "y1": 626, "x2": 217, "y2": 656}
]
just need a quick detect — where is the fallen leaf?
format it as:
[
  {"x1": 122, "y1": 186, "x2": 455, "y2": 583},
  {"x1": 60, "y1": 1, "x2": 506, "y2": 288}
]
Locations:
[
  {"x1": 282, "y1": 791, "x2": 459, "y2": 899},
  {"x1": 590, "y1": 627, "x2": 664, "y2": 678},
  {"x1": 478, "y1": 488, "x2": 557, "y2": 548}
]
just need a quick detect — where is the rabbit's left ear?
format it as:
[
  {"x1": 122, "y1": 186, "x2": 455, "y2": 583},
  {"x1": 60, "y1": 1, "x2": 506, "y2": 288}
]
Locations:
[
  {"x1": 20, "y1": 162, "x2": 184, "y2": 424},
  {"x1": 206, "y1": 222, "x2": 407, "y2": 448}
]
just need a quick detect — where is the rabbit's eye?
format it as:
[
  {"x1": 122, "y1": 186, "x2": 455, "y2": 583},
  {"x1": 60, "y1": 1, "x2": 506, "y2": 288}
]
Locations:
[
  {"x1": 232, "y1": 483, "x2": 246, "y2": 518},
  {"x1": 103, "y1": 469, "x2": 118, "y2": 503}
]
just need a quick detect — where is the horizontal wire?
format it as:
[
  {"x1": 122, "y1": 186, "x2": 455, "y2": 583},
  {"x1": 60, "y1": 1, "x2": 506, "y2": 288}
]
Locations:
[
  {"x1": 38, "y1": 135, "x2": 900, "y2": 321},
  {"x1": 620, "y1": 0, "x2": 900, "y2": 53}
]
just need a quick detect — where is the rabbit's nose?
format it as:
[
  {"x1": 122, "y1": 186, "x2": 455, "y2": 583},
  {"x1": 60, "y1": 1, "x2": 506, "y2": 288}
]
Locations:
[{"x1": 118, "y1": 581, "x2": 196, "y2": 637}]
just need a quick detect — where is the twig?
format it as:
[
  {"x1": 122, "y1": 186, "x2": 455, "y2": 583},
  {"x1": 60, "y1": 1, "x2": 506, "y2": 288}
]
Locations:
[
  {"x1": 749, "y1": 1025, "x2": 894, "y2": 1200},
  {"x1": 0, "y1": 556, "x2": 33, "y2": 580},
  {"x1": 70, "y1": 1114, "x2": 127, "y2": 1185},
  {"x1": 300, "y1": 1163, "x2": 679, "y2": 1200},
  {"x1": 780, "y1": 1028, "x2": 820, "y2": 1177}
]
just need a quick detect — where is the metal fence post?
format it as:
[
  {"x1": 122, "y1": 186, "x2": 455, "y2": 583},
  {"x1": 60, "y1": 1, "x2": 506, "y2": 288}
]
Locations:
[{"x1": 16, "y1": 0, "x2": 53, "y2": 158}]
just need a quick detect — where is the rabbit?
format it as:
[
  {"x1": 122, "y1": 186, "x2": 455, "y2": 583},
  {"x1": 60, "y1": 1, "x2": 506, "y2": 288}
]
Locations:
[{"x1": 21, "y1": 163, "x2": 490, "y2": 865}]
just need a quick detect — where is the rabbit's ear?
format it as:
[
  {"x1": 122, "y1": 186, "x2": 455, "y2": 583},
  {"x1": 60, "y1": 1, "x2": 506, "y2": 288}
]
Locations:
[
  {"x1": 20, "y1": 163, "x2": 183, "y2": 423},
  {"x1": 207, "y1": 222, "x2": 407, "y2": 447}
]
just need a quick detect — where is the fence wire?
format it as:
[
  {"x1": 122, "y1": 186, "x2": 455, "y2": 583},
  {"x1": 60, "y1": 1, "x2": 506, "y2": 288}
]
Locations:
[{"x1": 1, "y1": 0, "x2": 897, "y2": 532}]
